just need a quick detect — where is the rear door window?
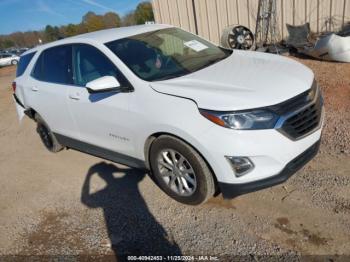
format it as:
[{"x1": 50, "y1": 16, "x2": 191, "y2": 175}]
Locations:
[
  {"x1": 16, "y1": 52, "x2": 36, "y2": 77},
  {"x1": 32, "y1": 45, "x2": 72, "y2": 84}
]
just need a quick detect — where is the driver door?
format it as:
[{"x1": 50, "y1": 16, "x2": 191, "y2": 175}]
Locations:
[{"x1": 67, "y1": 44, "x2": 135, "y2": 157}]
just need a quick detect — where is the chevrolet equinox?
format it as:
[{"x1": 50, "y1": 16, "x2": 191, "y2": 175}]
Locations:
[{"x1": 13, "y1": 24, "x2": 324, "y2": 205}]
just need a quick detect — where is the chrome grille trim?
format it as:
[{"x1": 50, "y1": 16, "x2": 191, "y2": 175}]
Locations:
[{"x1": 275, "y1": 85, "x2": 324, "y2": 140}]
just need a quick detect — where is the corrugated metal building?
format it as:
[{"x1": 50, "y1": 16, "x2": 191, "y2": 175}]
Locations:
[{"x1": 152, "y1": 0, "x2": 350, "y2": 44}]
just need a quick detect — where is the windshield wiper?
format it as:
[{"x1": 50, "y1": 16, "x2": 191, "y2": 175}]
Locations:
[
  {"x1": 194, "y1": 57, "x2": 223, "y2": 72},
  {"x1": 152, "y1": 57, "x2": 224, "y2": 81},
  {"x1": 153, "y1": 72, "x2": 189, "y2": 81}
]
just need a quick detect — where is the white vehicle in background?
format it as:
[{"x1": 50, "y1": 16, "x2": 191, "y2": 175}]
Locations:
[
  {"x1": 0, "y1": 53, "x2": 20, "y2": 67},
  {"x1": 13, "y1": 24, "x2": 324, "y2": 205}
]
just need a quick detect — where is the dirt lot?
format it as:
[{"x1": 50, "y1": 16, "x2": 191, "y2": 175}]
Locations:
[{"x1": 0, "y1": 57, "x2": 349, "y2": 260}]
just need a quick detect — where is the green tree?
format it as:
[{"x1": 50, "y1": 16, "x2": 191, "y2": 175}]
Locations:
[
  {"x1": 22, "y1": 31, "x2": 40, "y2": 47},
  {"x1": 63, "y1": 23, "x2": 81, "y2": 37},
  {"x1": 44, "y1": 25, "x2": 60, "y2": 42},
  {"x1": 11, "y1": 32, "x2": 25, "y2": 47},
  {"x1": 102, "y1": 12, "x2": 121, "y2": 28},
  {"x1": 82, "y1": 11, "x2": 104, "y2": 32},
  {"x1": 2, "y1": 39, "x2": 15, "y2": 48},
  {"x1": 134, "y1": 2, "x2": 154, "y2": 24},
  {"x1": 122, "y1": 12, "x2": 136, "y2": 26}
]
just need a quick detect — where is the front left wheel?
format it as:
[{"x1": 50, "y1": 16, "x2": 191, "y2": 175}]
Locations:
[
  {"x1": 11, "y1": 60, "x2": 18, "y2": 65},
  {"x1": 149, "y1": 135, "x2": 216, "y2": 205}
]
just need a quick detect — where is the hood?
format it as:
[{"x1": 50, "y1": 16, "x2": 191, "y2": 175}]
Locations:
[{"x1": 150, "y1": 50, "x2": 314, "y2": 111}]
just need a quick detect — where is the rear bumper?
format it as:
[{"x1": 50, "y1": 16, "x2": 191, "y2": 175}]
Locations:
[
  {"x1": 218, "y1": 139, "x2": 320, "y2": 198},
  {"x1": 13, "y1": 93, "x2": 28, "y2": 123},
  {"x1": 13, "y1": 93, "x2": 24, "y2": 108}
]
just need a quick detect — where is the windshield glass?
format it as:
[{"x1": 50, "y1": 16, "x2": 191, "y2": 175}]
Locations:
[{"x1": 105, "y1": 28, "x2": 232, "y2": 81}]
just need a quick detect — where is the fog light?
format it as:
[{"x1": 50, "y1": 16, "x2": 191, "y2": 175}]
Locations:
[{"x1": 226, "y1": 156, "x2": 254, "y2": 177}]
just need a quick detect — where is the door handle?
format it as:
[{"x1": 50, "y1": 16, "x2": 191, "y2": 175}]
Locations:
[
  {"x1": 69, "y1": 93, "x2": 80, "y2": 100},
  {"x1": 31, "y1": 86, "x2": 39, "y2": 92}
]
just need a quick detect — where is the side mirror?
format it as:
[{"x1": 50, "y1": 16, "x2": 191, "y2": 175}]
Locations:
[{"x1": 86, "y1": 76, "x2": 121, "y2": 94}]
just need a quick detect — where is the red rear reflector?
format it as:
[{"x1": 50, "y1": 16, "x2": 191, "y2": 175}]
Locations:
[{"x1": 12, "y1": 82, "x2": 16, "y2": 92}]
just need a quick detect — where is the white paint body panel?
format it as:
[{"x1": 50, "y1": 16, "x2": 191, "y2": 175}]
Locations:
[
  {"x1": 151, "y1": 50, "x2": 314, "y2": 110},
  {"x1": 13, "y1": 96, "x2": 25, "y2": 123},
  {"x1": 14, "y1": 25, "x2": 323, "y2": 187}
]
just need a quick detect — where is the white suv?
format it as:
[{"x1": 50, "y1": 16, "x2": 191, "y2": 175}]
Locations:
[{"x1": 13, "y1": 25, "x2": 324, "y2": 205}]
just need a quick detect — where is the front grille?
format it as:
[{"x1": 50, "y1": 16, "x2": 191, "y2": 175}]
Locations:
[
  {"x1": 279, "y1": 89, "x2": 323, "y2": 140},
  {"x1": 269, "y1": 89, "x2": 311, "y2": 115}
]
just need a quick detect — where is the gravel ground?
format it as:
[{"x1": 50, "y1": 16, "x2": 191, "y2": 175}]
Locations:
[
  {"x1": 292, "y1": 56, "x2": 350, "y2": 155},
  {"x1": 0, "y1": 56, "x2": 349, "y2": 260}
]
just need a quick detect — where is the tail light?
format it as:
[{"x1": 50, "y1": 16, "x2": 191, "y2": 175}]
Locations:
[{"x1": 12, "y1": 82, "x2": 16, "y2": 93}]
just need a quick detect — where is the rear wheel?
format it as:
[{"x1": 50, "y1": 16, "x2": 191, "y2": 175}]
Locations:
[
  {"x1": 150, "y1": 135, "x2": 215, "y2": 205},
  {"x1": 35, "y1": 114, "x2": 63, "y2": 153}
]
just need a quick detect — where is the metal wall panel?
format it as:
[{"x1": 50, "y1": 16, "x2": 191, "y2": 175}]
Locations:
[
  {"x1": 217, "y1": 0, "x2": 230, "y2": 34},
  {"x1": 306, "y1": 0, "x2": 319, "y2": 33},
  {"x1": 177, "y1": 0, "x2": 193, "y2": 32},
  {"x1": 276, "y1": 0, "x2": 284, "y2": 38},
  {"x1": 319, "y1": 0, "x2": 332, "y2": 32},
  {"x1": 294, "y1": 0, "x2": 307, "y2": 25},
  {"x1": 195, "y1": 0, "x2": 210, "y2": 39},
  {"x1": 152, "y1": 0, "x2": 350, "y2": 44},
  {"x1": 237, "y1": 0, "x2": 250, "y2": 29},
  {"x1": 331, "y1": 0, "x2": 348, "y2": 31},
  {"x1": 283, "y1": 0, "x2": 294, "y2": 31},
  {"x1": 249, "y1": 0, "x2": 259, "y2": 29},
  {"x1": 227, "y1": 0, "x2": 240, "y2": 25},
  {"x1": 207, "y1": 0, "x2": 221, "y2": 42}
]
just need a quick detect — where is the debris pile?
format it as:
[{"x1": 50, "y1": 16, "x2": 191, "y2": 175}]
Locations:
[{"x1": 220, "y1": 0, "x2": 350, "y2": 63}]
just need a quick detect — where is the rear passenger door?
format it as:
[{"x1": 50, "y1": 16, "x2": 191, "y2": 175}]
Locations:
[
  {"x1": 27, "y1": 45, "x2": 79, "y2": 139},
  {"x1": 67, "y1": 44, "x2": 134, "y2": 156}
]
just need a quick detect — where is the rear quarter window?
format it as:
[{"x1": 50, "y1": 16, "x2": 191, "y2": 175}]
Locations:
[{"x1": 16, "y1": 52, "x2": 36, "y2": 77}]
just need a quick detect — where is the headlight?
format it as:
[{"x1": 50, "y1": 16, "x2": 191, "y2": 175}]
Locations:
[
  {"x1": 200, "y1": 109, "x2": 279, "y2": 130},
  {"x1": 307, "y1": 79, "x2": 317, "y2": 102}
]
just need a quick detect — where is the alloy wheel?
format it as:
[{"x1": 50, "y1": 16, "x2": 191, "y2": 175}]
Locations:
[{"x1": 157, "y1": 149, "x2": 197, "y2": 196}]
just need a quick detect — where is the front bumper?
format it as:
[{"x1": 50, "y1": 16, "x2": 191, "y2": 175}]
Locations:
[{"x1": 218, "y1": 139, "x2": 320, "y2": 198}]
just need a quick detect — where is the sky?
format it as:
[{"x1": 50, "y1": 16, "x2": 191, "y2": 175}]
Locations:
[{"x1": 0, "y1": 0, "x2": 147, "y2": 35}]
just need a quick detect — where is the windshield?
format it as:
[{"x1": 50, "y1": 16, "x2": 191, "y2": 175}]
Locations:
[{"x1": 105, "y1": 28, "x2": 232, "y2": 81}]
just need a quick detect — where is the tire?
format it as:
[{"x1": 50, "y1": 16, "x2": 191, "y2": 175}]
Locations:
[
  {"x1": 149, "y1": 135, "x2": 215, "y2": 205},
  {"x1": 35, "y1": 114, "x2": 63, "y2": 153},
  {"x1": 11, "y1": 60, "x2": 18, "y2": 65},
  {"x1": 221, "y1": 25, "x2": 255, "y2": 50}
]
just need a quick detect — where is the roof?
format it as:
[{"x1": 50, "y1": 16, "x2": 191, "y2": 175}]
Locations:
[
  {"x1": 69, "y1": 24, "x2": 172, "y2": 42},
  {"x1": 24, "y1": 24, "x2": 172, "y2": 55}
]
